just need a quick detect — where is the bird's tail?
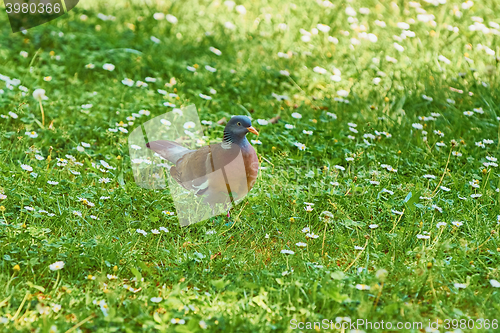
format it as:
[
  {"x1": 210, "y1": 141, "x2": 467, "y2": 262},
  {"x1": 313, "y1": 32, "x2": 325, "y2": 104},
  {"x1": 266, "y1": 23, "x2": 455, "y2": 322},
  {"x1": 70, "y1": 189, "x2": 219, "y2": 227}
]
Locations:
[{"x1": 146, "y1": 140, "x2": 192, "y2": 164}]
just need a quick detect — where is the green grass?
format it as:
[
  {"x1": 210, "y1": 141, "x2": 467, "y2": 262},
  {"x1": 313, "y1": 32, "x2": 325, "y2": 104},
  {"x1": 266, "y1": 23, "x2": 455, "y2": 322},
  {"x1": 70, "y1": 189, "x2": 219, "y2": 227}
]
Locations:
[{"x1": 1, "y1": 0, "x2": 500, "y2": 332}]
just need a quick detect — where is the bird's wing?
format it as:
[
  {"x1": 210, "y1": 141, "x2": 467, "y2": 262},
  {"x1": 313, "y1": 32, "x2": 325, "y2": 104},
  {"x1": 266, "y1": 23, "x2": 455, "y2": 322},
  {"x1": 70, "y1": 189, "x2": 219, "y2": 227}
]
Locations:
[
  {"x1": 146, "y1": 140, "x2": 193, "y2": 164},
  {"x1": 148, "y1": 140, "x2": 257, "y2": 206},
  {"x1": 173, "y1": 144, "x2": 240, "y2": 180},
  {"x1": 172, "y1": 144, "x2": 242, "y2": 197},
  {"x1": 174, "y1": 145, "x2": 212, "y2": 182}
]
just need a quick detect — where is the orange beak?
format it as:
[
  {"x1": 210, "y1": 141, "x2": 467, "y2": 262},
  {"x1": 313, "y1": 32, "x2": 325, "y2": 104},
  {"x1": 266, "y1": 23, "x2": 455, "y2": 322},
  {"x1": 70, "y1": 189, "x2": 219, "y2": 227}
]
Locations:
[{"x1": 247, "y1": 126, "x2": 259, "y2": 135}]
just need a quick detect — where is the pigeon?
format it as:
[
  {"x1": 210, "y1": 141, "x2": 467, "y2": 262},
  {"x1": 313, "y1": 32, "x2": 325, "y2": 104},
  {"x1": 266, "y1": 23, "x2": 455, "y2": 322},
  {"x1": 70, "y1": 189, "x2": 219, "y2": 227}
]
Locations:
[{"x1": 146, "y1": 116, "x2": 259, "y2": 210}]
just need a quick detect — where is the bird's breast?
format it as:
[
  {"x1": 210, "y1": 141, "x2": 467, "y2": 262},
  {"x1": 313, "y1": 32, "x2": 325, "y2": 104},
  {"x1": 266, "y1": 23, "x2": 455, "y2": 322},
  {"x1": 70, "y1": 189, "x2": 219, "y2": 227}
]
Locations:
[{"x1": 242, "y1": 145, "x2": 259, "y2": 190}]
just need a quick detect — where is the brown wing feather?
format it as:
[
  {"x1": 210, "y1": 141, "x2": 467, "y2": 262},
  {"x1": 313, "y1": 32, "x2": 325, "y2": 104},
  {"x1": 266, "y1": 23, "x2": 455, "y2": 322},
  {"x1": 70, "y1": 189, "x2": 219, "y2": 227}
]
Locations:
[
  {"x1": 146, "y1": 140, "x2": 193, "y2": 164},
  {"x1": 175, "y1": 143, "x2": 241, "y2": 181},
  {"x1": 150, "y1": 139, "x2": 258, "y2": 205}
]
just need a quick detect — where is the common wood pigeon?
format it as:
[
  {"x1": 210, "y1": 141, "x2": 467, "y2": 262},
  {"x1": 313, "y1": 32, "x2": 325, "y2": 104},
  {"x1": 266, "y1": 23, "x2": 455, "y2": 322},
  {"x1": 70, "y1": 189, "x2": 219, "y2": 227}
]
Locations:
[{"x1": 146, "y1": 116, "x2": 259, "y2": 210}]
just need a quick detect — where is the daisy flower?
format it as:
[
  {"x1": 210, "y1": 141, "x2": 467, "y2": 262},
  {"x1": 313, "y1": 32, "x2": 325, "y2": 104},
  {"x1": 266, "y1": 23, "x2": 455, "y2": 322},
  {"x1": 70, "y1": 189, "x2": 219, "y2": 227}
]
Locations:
[
  {"x1": 122, "y1": 78, "x2": 134, "y2": 87},
  {"x1": 391, "y1": 209, "x2": 403, "y2": 215},
  {"x1": 381, "y1": 188, "x2": 394, "y2": 195},
  {"x1": 21, "y1": 164, "x2": 33, "y2": 172},
  {"x1": 337, "y1": 90, "x2": 349, "y2": 97},
  {"x1": 49, "y1": 261, "x2": 65, "y2": 271},
  {"x1": 209, "y1": 47, "x2": 222, "y2": 56},
  {"x1": 205, "y1": 65, "x2": 216, "y2": 73},
  {"x1": 136, "y1": 229, "x2": 147, "y2": 236},
  {"x1": 103, "y1": 63, "x2": 115, "y2": 71},
  {"x1": 294, "y1": 142, "x2": 306, "y2": 151},
  {"x1": 25, "y1": 131, "x2": 38, "y2": 138},
  {"x1": 355, "y1": 284, "x2": 370, "y2": 290},
  {"x1": 166, "y1": 14, "x2": 178, "y2": 24},
  {"x1": 431, "y1": 204, "x2": 443, "y2": 213}
]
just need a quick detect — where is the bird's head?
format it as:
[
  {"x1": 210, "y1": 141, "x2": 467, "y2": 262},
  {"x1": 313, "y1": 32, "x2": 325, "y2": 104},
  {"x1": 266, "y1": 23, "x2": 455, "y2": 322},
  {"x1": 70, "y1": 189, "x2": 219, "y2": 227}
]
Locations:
[{"x1": 223, "y1": 116, "x2": 259, "y2": 143}]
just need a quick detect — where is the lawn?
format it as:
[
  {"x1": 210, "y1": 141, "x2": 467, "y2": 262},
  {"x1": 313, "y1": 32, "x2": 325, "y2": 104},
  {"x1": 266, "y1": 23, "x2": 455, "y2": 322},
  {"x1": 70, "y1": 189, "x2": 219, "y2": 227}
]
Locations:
[{"x1": 1, "y1": 0, "x2": 500, "y2": 332}]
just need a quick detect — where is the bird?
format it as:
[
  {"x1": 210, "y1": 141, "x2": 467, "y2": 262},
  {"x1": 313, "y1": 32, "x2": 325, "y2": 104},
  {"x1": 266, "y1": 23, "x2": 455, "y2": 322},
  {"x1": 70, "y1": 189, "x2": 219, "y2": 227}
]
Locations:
[{"x1": 146, "y1": 116, "x2": 259, "y2": 213}]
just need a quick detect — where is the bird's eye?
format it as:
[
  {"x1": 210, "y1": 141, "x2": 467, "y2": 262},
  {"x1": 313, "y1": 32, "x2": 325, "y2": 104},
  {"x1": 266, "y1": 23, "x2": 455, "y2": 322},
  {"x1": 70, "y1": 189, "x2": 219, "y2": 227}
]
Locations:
[{"x1": 237, "y1": 122, "x2": 241, "y2": 126}]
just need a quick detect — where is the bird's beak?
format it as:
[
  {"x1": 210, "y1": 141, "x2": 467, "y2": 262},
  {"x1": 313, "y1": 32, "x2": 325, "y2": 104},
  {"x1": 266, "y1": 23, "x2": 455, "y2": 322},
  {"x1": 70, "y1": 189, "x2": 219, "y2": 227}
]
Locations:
[{"x1": 247, "y1": 126, "x2": 259, "y2": 135}]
